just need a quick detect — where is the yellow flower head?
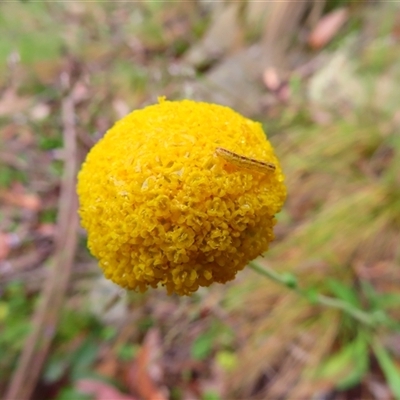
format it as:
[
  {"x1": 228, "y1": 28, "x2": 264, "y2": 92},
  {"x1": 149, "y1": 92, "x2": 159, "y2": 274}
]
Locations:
[{"x1": 77, "y1": 99, "x2": 286, "y2": 295}]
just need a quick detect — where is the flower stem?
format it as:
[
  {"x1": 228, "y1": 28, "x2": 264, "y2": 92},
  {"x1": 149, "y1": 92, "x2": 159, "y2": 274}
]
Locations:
[{"x1": 248, "y1": 261, "x2": 376, "y2": 327}]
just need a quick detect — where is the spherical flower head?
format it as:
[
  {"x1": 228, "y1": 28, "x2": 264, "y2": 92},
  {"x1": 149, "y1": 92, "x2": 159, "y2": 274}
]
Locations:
[{"x1": 77, "y1": 98, "x2": 286, "y2": 295}]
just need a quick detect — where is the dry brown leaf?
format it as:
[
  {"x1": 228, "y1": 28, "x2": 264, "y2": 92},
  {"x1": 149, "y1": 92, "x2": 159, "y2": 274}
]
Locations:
[
  {"x1": 35, "y1": 223, "x2": 57, "y2": 238},
  {"x1": 0, "y1": 232, "x2": 15, "y2": 260},
  {"x1": 0, "y1": 188, "x2": 41, "y2": 211},
  {"x1": 0, "y1": 88, "x2": 31, "y2": 117},
  {"x1": 392, "y1": 11, "x2": 400, "y2": 40},
  {"x1": 77, "y1": 379, "x2": 138, "y2": 400},
  {"x1": 71, "y1": 81, "x2": 90, "y2": 104},
  {"x1": 113, "y1": 99, "x2": 130, "y2": 119},
  {"x1": 29, "y1": 103, "x2": 51, "y2": 121},
  {"x1": 308, "y1": 8, "x2": 349, "y2": 50},
  {"x1": 277, "y1": 83, "x2": 290, "y2": 103},
  {"x1": 263, "y1": 67, "x2": 282, "y2": 92},
  {"x1": 262, "y1": 67, "x2": 290, "y2": 102},
  {"x1": 1, "y1": 123, "x2": 34, "y2": 153},
  {"x1": 32, "y1": 60, "x2": 63, "y2": 85},
  {"x1": 95, "y1": 356, "x2": 119, "y2": 379},
  {"x1": 124, "y1": 328, "x2": 168, "y2": 400}
]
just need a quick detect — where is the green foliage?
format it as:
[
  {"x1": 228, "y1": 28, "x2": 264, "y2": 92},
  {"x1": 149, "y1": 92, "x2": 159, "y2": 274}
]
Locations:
[
  {"x1": 70, "y1": 339, "x2": 100, "y2": 381},
  {"x1": 49, "y1": 160, "x2": 64, "y2": 178},
  {"x1": 111, "y1": 61, "x2": 149, "y2": 96},
  {"x1": 39, "y1": 135, "x2": 63, "y2": 151},
  {"x1": 39, "y1": 208, "x2": 57, "y2": 224},
  {"x1": 215, "y1": 350, "x2": 238, "y2": 372},
  {"x1": 0, "y1": 166, "x2": 28, "y2": 187},
  {"x1": 202, "y1": 391, "x2": 222, "y2": 400},
  {"x1": 317, "y1": 332, "x2": 369, "y2": 390},
  {"x1": 191, "y1": 321, "x2": 234, "y2": 361},
  {"x1": 327, "y1": 279, "x2": 361, "y2": 308},
  {"x1": 0, "y1": 282, "x2": 34, "y2": 382},
  {"x1": 324, "y1": 0, "x2": 363, "y2": 12},
  {"x1": 372, "y1": 340, "x2": 400, "y2": 399},
  {"x1": 54, "y1": 388, "x2": 92, "y2": 400},
  {"x1": 191, "y1": 333, "x2": 213, "y2": 360},
  {"x1": 57, "y1": 309, "x2": 98, "y2": 341},
  {"x1": 137, "y1": 315, "x2": 155, "y2": 332},
  {"x1": 44, "y1": 311, "x2": 109, "y2": 384},
  {"x1": 120, "y1": 4, "x2": 165, "y2": 50},
  {"x1": 100, "y1": 325, "x2": 117, "y2": 341},
  {"x1": 0, "y1": 2, "x2": 63, "y2": 67},
  {"x1": 362, "y1": 282, "x2": 400, "y2": 315},
  {"x1": 116, "y1": 343, "x2": 140, "y2": 361}
]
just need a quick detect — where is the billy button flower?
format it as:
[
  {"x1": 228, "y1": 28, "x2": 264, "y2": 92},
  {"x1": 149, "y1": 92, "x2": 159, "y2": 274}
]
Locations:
[{"x1": 77, "y1": 98, "x2": 286, "y2": 296}]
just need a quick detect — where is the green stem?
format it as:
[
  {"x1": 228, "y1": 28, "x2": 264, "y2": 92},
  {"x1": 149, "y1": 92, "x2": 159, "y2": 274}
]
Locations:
[
  {"x1": 316, "y1": 294, "x2": 374, "y2": 327},
  {"x1": 248, "y1": 261, "x2": 375, "y2": 327}
]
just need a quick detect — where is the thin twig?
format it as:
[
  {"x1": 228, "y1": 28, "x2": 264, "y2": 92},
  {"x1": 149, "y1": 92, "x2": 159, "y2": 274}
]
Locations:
[{"x1": 5, "y1": 90, "x2": 79, "y2": 400}]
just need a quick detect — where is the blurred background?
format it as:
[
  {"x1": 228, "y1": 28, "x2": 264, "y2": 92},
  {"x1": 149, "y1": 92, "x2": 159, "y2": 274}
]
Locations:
[{"x1": 1, "y1": 1, "x2": 400, "y2": 399}]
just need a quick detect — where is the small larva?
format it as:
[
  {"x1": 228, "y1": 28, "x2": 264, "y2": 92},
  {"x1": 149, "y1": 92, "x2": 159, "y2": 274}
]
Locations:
[{"x1": 215, "y1": 147, "x2": 276, "y2": 173}]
